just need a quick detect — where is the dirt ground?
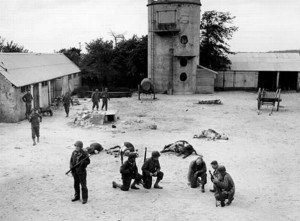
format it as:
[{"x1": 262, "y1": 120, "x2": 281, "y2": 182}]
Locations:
[{"x1": 0, "y1": 91, "x2": 299, "y2": 221}]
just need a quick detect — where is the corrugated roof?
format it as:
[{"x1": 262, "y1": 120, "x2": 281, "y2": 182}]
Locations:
[
  {"x1": 228, "y1": 52, "x2": 300, "y2": 71},
  {"x1": 0, "y1": 53, "x2": 81, "y2": 87}
]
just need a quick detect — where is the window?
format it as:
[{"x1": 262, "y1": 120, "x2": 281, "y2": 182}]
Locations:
[
  {"x1": 42, "y1": 81, "x2": 48, "y2": 87},
  {"x1": 180, "y1": 35, "x2": 188, "y2": 44},
  {"x1": 180, "y1": 72, "x2": 187, "y2": 82},
  {"x1": 21, "y1": 85, "x2": 30, "y2": 93},
  {"x1": 180, "y1": 58, "x2": 188, "y2": 67},
  {"x1": 158, "y1": 10, "x2": 176, "y2": 24}
]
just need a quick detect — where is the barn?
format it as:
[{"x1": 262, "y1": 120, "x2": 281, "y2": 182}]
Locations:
[
  {"x1": 215, "y1": 53, "x2": 300, "y2": 91},
  {"x1": 0, "y1": 53, "x2": 81, "y2": 123}
]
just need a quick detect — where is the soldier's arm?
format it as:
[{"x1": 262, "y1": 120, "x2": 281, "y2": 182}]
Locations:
[
  {"x1": 22, "y1": 95, "x2": 26, "y2": 102},
  {"x1": 197, "y1": 162, "x2": 207, "y2": 174},
  {"x1": 216, "y1": 175, "x2": 229, "y2": 189},
  {"x1": 120, "y1": 163, "x2": 131, "y2": 174},
  {"x1": 39, "y1": 114, "x2": 42, "y2": 122},
  {"x1": 187, "y1": 161, "x2": 194, "y2": 182}
]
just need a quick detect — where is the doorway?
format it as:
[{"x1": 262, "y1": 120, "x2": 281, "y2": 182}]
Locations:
[
  {"x1": 258, "y1": 72, "x2": 277, "y2": 90},
  {"x1": 279, "y1": 72, "x2": 298, "y2": 90}
]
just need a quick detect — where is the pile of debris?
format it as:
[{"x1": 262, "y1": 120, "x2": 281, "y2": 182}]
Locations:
[{"x1": 73, "y1": 111, "x2": 106, "y2": 127}]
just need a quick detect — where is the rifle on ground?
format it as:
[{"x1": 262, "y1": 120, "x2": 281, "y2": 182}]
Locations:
[
  {"x1": 65, "y1": 155, "x2": 90, "y2": 175},
  {"x1": 144, "y1": 147, "x2": 147, "y2": 162}
]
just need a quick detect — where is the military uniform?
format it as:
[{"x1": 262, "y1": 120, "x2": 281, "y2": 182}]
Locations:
[
  {"x1": 22, "y1": 92, "x2": 33, "y2": 119},
  {"x1": 187, "y1": 158, "x2": 207, "y2": 189},
  {"x1": 29, "y1": 112, "x2": 42, "y2": 142},
  {"x1": 70, "y1": 147, "x2": 90, "y2": 203},
  {"x1": 63, "y1": 93, "x2": 73, "y2": 117},
  {"x1": 101, "y1": 91, "x2": 110, "y2": 111},
  {"x1": 91, "y1": 90, "x2": 101, "y2": 111},
  {"x1": 214, "y1": 172, "x2": 235, "y2": 205},
  {"x1": 142, "y1": 152, "x2": 164, "y2": 189}
]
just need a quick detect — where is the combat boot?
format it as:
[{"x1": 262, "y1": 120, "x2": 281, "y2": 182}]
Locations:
[{"x1": 201, "y1": 185, "x2": 205, "y2": 193}]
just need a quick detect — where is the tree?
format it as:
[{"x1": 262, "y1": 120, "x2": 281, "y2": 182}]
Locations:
[
  {"x1": 200, "y1": 11, "x2": 238, "y2": 70},
  {"x1": 59, "y1": 47, "x2": 81, "y2": 66},
  {"x1": 0, "y1": 36, "x2": 29, "y2": 53}
]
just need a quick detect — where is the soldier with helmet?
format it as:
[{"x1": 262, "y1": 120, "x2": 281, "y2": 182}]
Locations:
[
  {"x1": 142, "y1": 151, "x2": 164, "y2": 189},
  {"x1": 112, "y1": 152, "x2": 143, "y2": 191},
  {"x1": 70, "y1": 141, "x2": 90, "y2": 204},
  {"x1": 213, "y1": 165, "x2": 235, "y2": 206},
  {"x1": 187, "y1": 155, "x2": 207, "y2": 192}
]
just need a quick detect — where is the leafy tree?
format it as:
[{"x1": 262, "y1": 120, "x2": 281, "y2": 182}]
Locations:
[
  {"x1": 59, "y1": 47, "x2": 81, "y2": 66},
  {"x1": 0, "y1": 36, "x2": 28, "y2": 52},
  {"x1": 200, "y1": 11, "x2": 238, "y2": 70}
]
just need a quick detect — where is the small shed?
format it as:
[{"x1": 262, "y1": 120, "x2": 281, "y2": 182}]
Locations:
[
  {"x1": 0, "y1": 53, "x2": 81, "y2": 123},
  {"x1": 196, "y1": 65, "x2": 218, "y2": 94},
  {"x1": 216, "y1": 53, "x2": 300, "y2": 91}
]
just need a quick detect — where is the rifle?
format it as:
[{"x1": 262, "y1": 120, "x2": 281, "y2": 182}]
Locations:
[
  {"x1": 144, "y1": 147, "x2": 147, "y2": 162},
  {"x1": 209, "y1": 170, "x2": 214, "y2": 182},
  {"x1": 121, "y1": 150, "x2": 124, "y2": 165},
  {"x1": 65, "y1": 154, "x2": 90, "y2": 175}
]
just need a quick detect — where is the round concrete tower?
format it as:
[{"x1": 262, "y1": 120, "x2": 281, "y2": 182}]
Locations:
[{"x1": 147, "y1": 0, "x2": 201, "y2": 94}]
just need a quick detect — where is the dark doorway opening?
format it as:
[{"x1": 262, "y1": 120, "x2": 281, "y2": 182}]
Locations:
[
  {"x1": 258, "y1": 72, "x2": 277, "y2": 90},
  {"x1": 279, "y1": 72, "x2": 298, "y2": 90}
]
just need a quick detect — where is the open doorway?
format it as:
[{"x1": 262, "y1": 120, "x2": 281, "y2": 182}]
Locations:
[
  {"x1": 258, "y1": 72, "x2": 277, "y2": 90},
  {"x1": 279, "y1": 72, "x2": 298, "y2": 90}
]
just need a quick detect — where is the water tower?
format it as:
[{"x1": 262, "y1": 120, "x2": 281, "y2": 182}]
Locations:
[{"x1": 147, "y1": 0, "x2": 201, "y2": 94}]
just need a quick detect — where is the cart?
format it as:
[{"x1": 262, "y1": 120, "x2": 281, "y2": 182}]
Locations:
[{"x1": 257, "y1": 88, "x2": 281, "y2": 114}]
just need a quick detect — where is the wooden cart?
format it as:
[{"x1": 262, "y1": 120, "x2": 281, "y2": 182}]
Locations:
[{"x1": 257, "y1": 88, "x2": 281, "y2": 114}]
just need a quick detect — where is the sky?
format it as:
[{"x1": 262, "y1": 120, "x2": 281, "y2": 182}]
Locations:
[{"x1": 1, "y1": 0, "x2": 300, "y2": 53}]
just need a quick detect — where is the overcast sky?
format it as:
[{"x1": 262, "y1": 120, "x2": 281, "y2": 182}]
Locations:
[{"x1": 1, "y1": 0, "x2": 300, "y2": 53}]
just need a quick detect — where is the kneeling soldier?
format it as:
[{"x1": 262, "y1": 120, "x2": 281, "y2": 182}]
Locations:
[
  {"x1": 142, "y1": 151, "x2": 164, "y2": 189},
  {"x1": 187, "y1": 155, "x2": 207, "y2": 192},
  {"x1": 112, "y1": 152, "x2": 143, "y2": 191},
  {"x1": 213, "y1": 165, "x2": 235, "y2": 207}
]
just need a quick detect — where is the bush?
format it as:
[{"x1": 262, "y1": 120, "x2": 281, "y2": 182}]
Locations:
[{"x1": 72, "y1": 85, "x2": 90, "y2": 98}]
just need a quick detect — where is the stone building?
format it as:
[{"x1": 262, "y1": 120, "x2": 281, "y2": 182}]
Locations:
[
  {"x1": 147, "y1": 0, "x2": 216, "y2": 94},
  {"x1": 0, "y1": 53, "x2": 81, "y2": 122}
]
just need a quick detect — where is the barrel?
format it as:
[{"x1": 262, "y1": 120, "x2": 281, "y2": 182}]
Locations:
[{"x1": 141, "y1": 78, "x2": 152, "y2": 91}]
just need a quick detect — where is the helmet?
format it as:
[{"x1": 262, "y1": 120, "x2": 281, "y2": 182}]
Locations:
[
  {"x1": 74, "y1": 141, "x2": 83, "y2": 148},
  {"x1": 128, "y1": 152, "x2": 137, "y2": 159},
  {"x1": 217, "y1": 165, "x2": 226, "y2": 173},
  {"x1": 151, "y1": 151, "x2": 160, "y2": 158}
]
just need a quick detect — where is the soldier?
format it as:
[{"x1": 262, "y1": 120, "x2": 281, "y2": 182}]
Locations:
[
  {"x1": 112, "y1": 152, "x2": 143, "y2": 191},
  {"x1": 62, "y1": 92, "x2": 73, "y2": 117},
  {"x1": 70, "y1": 141, "x2": 90, "y2": 204},
  {"x1": 29, "y1": 108, "x2": 42, "y2": 146},
  {"x1": 187, "y1": 155, "x2": 207, "y2": 192},
  {"x1": 210, "y1": 160, "x2": 220, "y2": 192},
  {"x1": 142, "y1": 151, "x2": 164, "y2": 189},
  {"x1": 91, "y1": 89, "x2": 101, "y2": 111},
  {"x1": 22, "y1": 89, "x2": 33, "y2": 119},
  {"x1": 213, "y1": 165, "x2": 235, "y2": 207},
  {"x1": 101, "y1": 88, "x2": 110, "y2": 111}
]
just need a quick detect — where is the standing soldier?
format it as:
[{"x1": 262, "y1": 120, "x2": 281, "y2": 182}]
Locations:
[
  {"x1": 187, "y1": 155, "x2": 207, "y2": 192},
  {"x1": 91, "y1": 89, "x2": 101, "y2": 111},
  {"x1": 210, "y1": 160, "x2": 220, "y2": 192},
  {"x1": 62, "y1": 92, "x2": 73, "y2": 117},
  {"x1": 213, "y1": 165, "x2": 235, "y2": 207},
  {"x1": 112, "y1": 152, "x2": 143, "y2": 191},
  {"x1": 142, "y1": 151, "x2": 164, "y2": 189},
  {"x1": 70, "y1": 141, "x2": 90, "y2": 204},
  {"x1": 29, "y1": 108, "x2": 42, "y2": 146},
  {"x1": 22, "y1": 89, "x2": 33, "y2": 119},
  {"x1": 101, "y1": 88, "x2": 110, "y2": 111}
]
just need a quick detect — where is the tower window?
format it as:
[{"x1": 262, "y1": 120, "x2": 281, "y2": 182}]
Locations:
[
  {"x1": 180, "y1": 72, "x2": 187, "y2": 82},
  {"x1": 180, "y1": 58, "x2": 188, "y2": 67},
  {"x1": 180, "y1": 35, "x2": 188, "y2": 44}
]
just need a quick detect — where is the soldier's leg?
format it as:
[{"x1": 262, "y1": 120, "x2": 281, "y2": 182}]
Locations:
[
  {"x1": 131, "y1": 174, "x2": 143, "y2": 189},
  {"x1": 72, "y1": 172, "x2": 80, "y2": 201},
  {"x1": 31, "y1": 127, "x2": 36, "y2": 146},
  {"x1": 143, "y1": 174, "x2": 152, "y2": 189},
  {"x1": 35, "y1": 126, "x2": 40, "y2": 143},
  {"x1": 200, "y1": 173, "x2": 207, "y2": 192},
  {"x1": 105, "y1": 100, "x2": 108, "y2": 111},
  {"x1": 190, "y1": 173, "x2": 200, "y2": 188},
  {"x1": 226, "y1": 191, "x2": 234, "y2": 205},
  {"x1": 101, "y1": 101, "x2": 105, "y2": 110},
  {"x1": 92, "y1": 102, "x2": 95, "y2": 111},
  {"x1": 154, "y1": 171, "x2": 164, "y2": 189},
  {"x1": 215, "y1": 188, "x2": 225, "y2": 207},
  {"x1": 78, "y1": 172, "x2": 88, "y2": 203},
  {"x1": 96, "y1": 102, "x2": 99, "y2": 111}
]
